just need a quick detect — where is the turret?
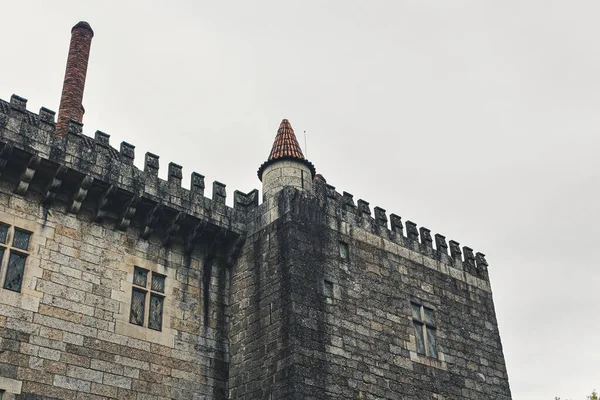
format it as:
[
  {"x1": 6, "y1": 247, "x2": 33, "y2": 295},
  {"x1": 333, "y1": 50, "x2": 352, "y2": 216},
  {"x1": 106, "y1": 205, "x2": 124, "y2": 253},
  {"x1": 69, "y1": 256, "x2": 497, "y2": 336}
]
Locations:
[{"x1": 257, "y1": 119, "x2": 316, "y2": 201}]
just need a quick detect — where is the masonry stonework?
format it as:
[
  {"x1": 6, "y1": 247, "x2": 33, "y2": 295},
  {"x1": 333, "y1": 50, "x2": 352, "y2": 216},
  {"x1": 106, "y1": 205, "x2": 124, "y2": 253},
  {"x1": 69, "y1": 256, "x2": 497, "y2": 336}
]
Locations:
[{"x1": 0, "y1": 21, "x2": 511, "y2": 400}]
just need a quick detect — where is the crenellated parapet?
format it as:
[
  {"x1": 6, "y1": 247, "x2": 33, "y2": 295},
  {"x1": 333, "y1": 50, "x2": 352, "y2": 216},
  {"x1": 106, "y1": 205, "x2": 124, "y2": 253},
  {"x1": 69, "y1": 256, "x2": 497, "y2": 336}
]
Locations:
[
  {"x1": 0, "y1": 95, "x2": 259, "y2": 256},
  {"x1": 317, "y1": 180, "x2": 490, "y2": 281},
  {"x1": 0, "y1": 93, "x2": 491, "y2": 280}
]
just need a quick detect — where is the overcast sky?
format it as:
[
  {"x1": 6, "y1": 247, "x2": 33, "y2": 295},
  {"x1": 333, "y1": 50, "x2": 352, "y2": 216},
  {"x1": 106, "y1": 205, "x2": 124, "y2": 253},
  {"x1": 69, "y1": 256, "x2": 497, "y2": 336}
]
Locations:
[{"x1": 2, "y1": 1, "x2": 599, "y2": 399}]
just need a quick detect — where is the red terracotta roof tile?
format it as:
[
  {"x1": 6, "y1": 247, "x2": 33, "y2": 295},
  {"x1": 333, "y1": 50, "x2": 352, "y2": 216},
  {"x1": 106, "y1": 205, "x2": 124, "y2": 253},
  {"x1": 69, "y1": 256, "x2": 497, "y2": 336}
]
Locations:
[
  {"x1": 257, "y1": 119, "x2": 316, "y2": 181},
  {"x1": 267, "y1": 119, "x2": 305, "y2": 161}
]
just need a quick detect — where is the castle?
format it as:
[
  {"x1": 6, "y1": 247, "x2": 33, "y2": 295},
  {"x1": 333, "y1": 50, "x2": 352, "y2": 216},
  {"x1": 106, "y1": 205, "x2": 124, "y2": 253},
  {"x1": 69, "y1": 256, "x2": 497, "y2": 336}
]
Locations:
[{"x1": 0, "y1": 22, "x2": 512, "y2": 399}]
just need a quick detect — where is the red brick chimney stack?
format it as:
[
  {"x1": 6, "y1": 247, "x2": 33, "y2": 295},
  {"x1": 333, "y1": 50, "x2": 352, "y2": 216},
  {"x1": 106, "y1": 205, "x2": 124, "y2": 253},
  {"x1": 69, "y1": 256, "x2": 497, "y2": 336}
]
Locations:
[{"x1": 56, "y1": 21, "x2": 94, "y2": 137}]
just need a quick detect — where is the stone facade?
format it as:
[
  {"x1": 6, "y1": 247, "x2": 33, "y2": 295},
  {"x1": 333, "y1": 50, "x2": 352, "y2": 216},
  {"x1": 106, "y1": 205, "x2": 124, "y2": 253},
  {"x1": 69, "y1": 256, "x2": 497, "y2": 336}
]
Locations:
[
  {"x1": 230, "y1": 187, "x2": 510, "y2": 399},
  {"x1": 0, "y1": 93, "x2": 511, "y2": 399}
]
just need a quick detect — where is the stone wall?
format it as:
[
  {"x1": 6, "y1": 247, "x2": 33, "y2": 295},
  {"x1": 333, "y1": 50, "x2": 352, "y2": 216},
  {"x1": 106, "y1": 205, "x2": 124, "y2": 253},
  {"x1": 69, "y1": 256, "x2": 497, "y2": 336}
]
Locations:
[
  {"x1": 0, "y1": 189, "x2": 230, "y2": 399},
  {"x1": 0, "y1": 93, "x2": 511, "y2": 399},
  {"x1": 0, "y1": 95, "x2": 242, "y2": 399},
  {"x1": 229, "y1": 188, "x2": 511, "y2": 399}
]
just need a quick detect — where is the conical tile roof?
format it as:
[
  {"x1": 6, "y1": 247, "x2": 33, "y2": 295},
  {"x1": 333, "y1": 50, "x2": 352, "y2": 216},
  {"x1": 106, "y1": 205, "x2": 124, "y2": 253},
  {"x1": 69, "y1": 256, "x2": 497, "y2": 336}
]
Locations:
[
  {"x1": 257, "y1": 119, "x2": 316, "y2": 181},
  {"x1": 267, "y1": 119, "x2": 305, "y2": 160}
]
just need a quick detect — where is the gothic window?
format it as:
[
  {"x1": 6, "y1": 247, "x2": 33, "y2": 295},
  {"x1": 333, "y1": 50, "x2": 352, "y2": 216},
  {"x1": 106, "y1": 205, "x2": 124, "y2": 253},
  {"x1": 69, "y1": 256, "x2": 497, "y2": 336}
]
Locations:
[
  {"x1": 411, "y1": 302, "x2": 438, "y2": 359},
  {"x1": 130, "y1": 266, "x2": 166, "y2": 331},
  {"x1": 0, "y1": 223, "x2": 32, "y2": 293}
]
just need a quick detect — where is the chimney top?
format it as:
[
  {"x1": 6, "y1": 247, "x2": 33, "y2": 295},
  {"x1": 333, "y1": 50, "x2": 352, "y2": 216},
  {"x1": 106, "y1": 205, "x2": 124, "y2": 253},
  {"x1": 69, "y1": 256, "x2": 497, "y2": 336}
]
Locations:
[{"x1": 72, "y1": 21, "x2": 94, "y2": 37}]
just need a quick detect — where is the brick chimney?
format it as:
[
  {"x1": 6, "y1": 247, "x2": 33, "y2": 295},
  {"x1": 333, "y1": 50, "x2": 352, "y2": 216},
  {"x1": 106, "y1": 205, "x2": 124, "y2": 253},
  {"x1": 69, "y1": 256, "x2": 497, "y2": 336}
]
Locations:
[{"x1": 56, "y1": 21, "x2": 94, "y2": 137}]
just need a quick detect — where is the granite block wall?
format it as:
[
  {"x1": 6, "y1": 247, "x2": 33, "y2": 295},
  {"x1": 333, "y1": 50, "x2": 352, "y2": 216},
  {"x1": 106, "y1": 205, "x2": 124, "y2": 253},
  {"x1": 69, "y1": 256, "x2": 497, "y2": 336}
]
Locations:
[
  {"x1": 229, "y1": 188, "x2": 511, "y2": 400},
  {"x1": 0, "y1": 94, "x2": 511, "y2": 399},
  {"x1": 0, "y1": 189, "x2": 230, "y2": 400}
]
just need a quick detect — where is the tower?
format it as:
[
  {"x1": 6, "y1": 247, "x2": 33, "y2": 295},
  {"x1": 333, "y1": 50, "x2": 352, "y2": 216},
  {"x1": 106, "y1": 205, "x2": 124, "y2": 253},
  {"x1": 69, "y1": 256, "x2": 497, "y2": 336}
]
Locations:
[{"x1": 257, "y1": 119, "x2": 316, "y2": 201}]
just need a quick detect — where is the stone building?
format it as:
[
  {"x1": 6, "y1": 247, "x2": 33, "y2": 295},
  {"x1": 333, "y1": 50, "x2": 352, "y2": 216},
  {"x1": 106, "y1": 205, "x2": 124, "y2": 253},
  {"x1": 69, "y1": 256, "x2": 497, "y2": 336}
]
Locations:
[{"x1": 0, "y1": 22, "x2": 512, "y2": 399}]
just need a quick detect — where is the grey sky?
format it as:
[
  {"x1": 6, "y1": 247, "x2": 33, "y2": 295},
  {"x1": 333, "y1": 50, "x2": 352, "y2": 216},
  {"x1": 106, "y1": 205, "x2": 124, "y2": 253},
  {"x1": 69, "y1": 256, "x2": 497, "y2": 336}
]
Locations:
[{"x1": 2, "y1": 1, "x2": 599, "y2": 398}]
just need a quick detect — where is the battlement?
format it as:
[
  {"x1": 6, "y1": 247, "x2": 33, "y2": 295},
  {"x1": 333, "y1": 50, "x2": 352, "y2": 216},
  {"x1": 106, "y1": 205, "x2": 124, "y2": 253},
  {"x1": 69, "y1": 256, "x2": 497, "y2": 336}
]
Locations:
[
  {"x1": 0, "y1": 94, "x2": 259, "y2": 255},
  {"x1": 313, "y1": 177, "x2": 490, "y2": 282},
  {"x1": 0, "y1": 93, "x2": 489, "y2": 279}
]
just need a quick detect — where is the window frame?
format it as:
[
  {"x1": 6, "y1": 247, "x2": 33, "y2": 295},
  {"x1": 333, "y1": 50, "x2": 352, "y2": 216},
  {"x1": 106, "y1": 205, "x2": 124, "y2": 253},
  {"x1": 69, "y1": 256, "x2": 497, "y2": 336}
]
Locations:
[
  {"x1": 0, "y1": 223, "x2": 32, "y2": 293},
  {"x1": 130, "y1": 266, "x2": 166, "y2": 331},
  {"x1": 411, "y1": 302, "x2": 438, "y2": 359}
]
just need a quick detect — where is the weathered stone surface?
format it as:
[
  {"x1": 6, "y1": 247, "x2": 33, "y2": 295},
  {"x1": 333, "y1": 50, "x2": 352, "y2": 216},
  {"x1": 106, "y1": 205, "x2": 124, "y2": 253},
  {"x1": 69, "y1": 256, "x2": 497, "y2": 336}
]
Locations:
[
  {"x1": 229, "y1": 188, "x2": 511, "y2": 399},
  {"x1": 0, "y1": 96, "x2": 510, "y2": 399}
]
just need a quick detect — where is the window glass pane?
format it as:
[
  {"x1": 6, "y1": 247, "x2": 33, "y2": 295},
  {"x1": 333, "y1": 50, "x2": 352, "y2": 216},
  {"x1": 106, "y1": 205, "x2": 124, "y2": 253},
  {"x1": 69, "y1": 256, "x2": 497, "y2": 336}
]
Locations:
[
  {"x1": 411, "y1": 303, "x2": 422, "y2": 320},
  {"x1": 12, "y1": 229, "x2": 31, "y2": 250},
  {"x1": 4, "y1": 252, "x2": 26, "y2": 292},
  {"x1": 423, "y1": 307, "x2": 435, "y2": 325},
  {"x1": 133, "y1": 267, "x2": 148, "y2": 287},
  {"x1": 413, "y1": 321, "x2": 425, "y2": 355},
  {"x1": 0, "y1": 224, "x2": 8, "y2": 244},
  {"x1": 427, "y1": 327, "x2": 438, "y2": 359},
  {"x1": 129, "y1": 289, "x2": 146, "y2": 326},
  {"x1": 151, "y1": 273, "x2": 165, "y2": 293},
  {"x1": 148, "y1": 294, "x2": 164, "y2": 331}
]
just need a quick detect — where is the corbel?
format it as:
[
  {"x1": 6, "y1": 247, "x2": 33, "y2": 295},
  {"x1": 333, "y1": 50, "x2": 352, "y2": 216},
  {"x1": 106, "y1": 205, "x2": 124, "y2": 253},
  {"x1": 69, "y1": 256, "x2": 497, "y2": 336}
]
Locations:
[
  {"x1": 208, "y1": 227, "x2": 227, "y2": 257},
  {"x1": 69, "y1": 175, "x2": 93, "y2": 213},
  {"x1": 141, "y1": 202, "x2": 161, "y2": 240},
  {"x1": 0, "y1": 143, "x2": 13, "y2": 176},
  {"x1": 184, "y1": 219, "x2": 207, "y2": 254},
  {"x1": 94, "y1": 184, "x2": 115, "y2": 222},
  {"x1": 15, "y1": 154, "x2": 41, "y2": 195},
  {"x1": 43, "y1": 165, "x2": 67, "y2": 205},
  {"x1": 161, "y1": 211, "x2": 186, "y2": 246},
  {"x1": 117, "y1": 193, "x2": 140, "y2": 231},
  {"x1": 226, "y1": 234, "x2": 246, "y2": 267}
]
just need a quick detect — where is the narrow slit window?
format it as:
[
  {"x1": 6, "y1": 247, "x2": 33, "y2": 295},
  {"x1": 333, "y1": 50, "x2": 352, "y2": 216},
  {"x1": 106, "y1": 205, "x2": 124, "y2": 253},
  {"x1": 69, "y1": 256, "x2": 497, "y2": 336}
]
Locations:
[{"x1": 339, "y1": 242, "x2": 349, "y2": 261}]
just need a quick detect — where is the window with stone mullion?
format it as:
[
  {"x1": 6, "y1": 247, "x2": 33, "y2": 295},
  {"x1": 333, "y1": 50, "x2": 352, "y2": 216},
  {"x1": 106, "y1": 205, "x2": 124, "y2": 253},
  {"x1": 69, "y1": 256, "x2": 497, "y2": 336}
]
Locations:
[
  {"x1": 130, "y1": 267, "x2": 165, "y2": 330},
  {"x1": 411, "y1": 302, "x2": 438, "y2": 359},
  {"x1": 0, "y1": 223, "x2": 31, "y2": 293}
]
